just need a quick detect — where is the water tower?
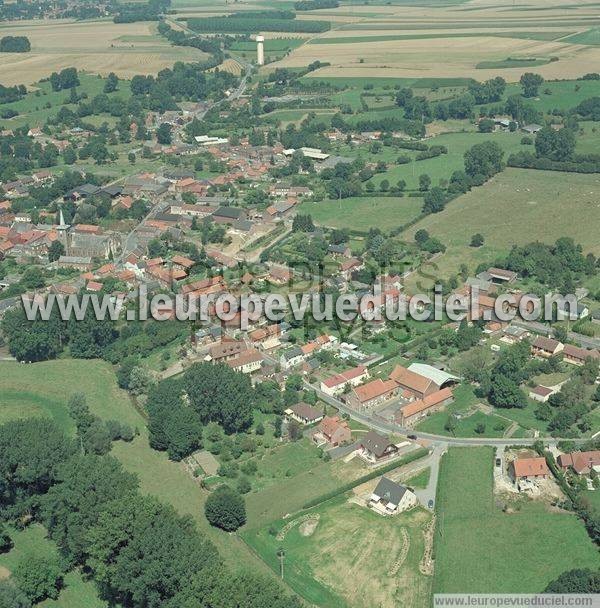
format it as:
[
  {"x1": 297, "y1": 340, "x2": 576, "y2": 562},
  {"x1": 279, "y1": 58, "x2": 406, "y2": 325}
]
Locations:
[{"x1": 256, "y1": 35, "x2": 265, "y2": 66}]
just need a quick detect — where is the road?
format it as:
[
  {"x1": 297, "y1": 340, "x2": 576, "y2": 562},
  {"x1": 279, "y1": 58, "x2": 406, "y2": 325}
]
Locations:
[{"x1": 513, "y1": 320, "x2": 600, "y2": 351}]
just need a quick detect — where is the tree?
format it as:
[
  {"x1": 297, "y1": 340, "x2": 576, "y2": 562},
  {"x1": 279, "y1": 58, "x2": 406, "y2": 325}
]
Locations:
[
  {"x1": 478, "y1": 118, "x2": 495, "y2": 133},
  {"x1": 183, "y1": 363, "x2": 255, "y2": 434},
  {"x1": 156, "y1": 123, "x2": 172, "y2": 145},
  {"x1": 292, "y1": 214, "x2": 314, "y2": 232},
  {"x1": 204, "y1": 485, "x2": 246, "y2": 531},
  {"x1": 520, "y1": 72, "x2": 544, "y2": 98},
  {"x1": 464, "y1": 141, "x2": 504, "y2": 179},
  {"x1": 128, "y1": 152, "x2": 136, "y2": 165},
  {"x1": 48, "y1": 240, "x2": 65, "y2": 262},
  {"x1": 103, "y1": 72, "x2": 119, "y2": 94},
  {"x1": 545, "y1": 569, "x2": 600, "y2": 593},
  {"x1": 418, "y1": 174, "x2": 431, "y2": 191},
  {"x1": 163, "y1": 407, "x2": 203, "y2": 461},
  {"x1": 488, "y1": 374, "x2": 526, "y2": 409},
  {"x1": 0, "y1": 527, "x2": 12, "y2": 554},
  {"x1": 0, "y1": 581, "x2": 31, "y2": 608},
  {"x1": 422, "y1": 187, "x2": 447, "y2": 214},
  {"x1": 470, "y1": 233, "x2": 484, "y2": 247},
  {"x1": 14, "y1": 555, "x2": 64, "y2": 604}
]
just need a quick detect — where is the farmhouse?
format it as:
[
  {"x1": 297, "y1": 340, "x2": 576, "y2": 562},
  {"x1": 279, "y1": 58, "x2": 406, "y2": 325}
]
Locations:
[
  {"x1": 528, "y1": 386, "x2": 555, "y2": 403},
  {"x1": 396, "y1": 387, "x2": 454, "y2": 427},
  {"x1": 313, "y1": 415, "x2": 351, "y2": 447},
  {"x1": 531, "y1": 336, "x2": 564, "y2": 358},
  {"x1": 347, "y1": 378, "x2": 398, "y2": 411},
  {"x1": 557, "y1": 451, "x2": 600, "y2": 476},
  {"x1": 512, "y1": 457, "x2": 550, "y2": 481},
  {"x1": 562, "y1": 344, "x2": 600, "y2": 366},
  {"x1": 285, "y1": 402, "x2": 324, "y2": 426},
  {"x1": 320, "y1": 365, "x2": 369, "y2": 396},
  {"x1": 226, "y1": 348, "x2": 263, "y2": 374},
  {"x1": 389, "y1": 365, "x2": 440, "y2": 400},
  {"x1": 358, "y1": 430, "x2": 399, "y2": 464},
  {"x1": 369, "y1": 477, "x2": 417, "y2": 515}
]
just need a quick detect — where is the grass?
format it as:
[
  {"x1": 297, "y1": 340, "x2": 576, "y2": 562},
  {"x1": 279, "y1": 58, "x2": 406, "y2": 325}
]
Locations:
[
  {"x1": 433, "y1": 447, "x2": 600, "y2": 593},
  {"x1": 0, "y1": 525, "x2": 106, "y2": 607},
  {"x1": 561, "y1": 27, "x2": 600, "y2": 45},
  {"x1": 242, "y1": 495, "x2": 433, "y2": 608},
  {"x1": 403, "y1": 169, "x2": 600, "y2": 290},
  {"x1": 406, "y1": 467, "x2": 431, "y2": 489},
  {"x1": 298, "y1": 196, "x2": 423, "y2": 231}
]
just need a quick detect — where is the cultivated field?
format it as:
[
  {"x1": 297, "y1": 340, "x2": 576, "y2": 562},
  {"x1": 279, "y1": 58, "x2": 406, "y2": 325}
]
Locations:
[
  {"x1": 0, "y1": 19, "x2": 207, "y2": 85},
  {"x1": 433, "y1": 447, "x2": 599, "y2": 593},
  {"x1": 243, "y1": 495, "x2": 433, "y2": 608},
  {"x1": 403, "y1": 168, "x2": 600, "y2": 290},
  {"x1": 266, "y1": 0, "x2": 600, "y2": 81}
]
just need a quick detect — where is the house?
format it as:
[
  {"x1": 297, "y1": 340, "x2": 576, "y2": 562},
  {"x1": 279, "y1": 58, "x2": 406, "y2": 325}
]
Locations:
[
  {"x1": 528, "y1": 386, "x2": 555, "y2": 403},
  {"x1": 347, "y1": 378, "x2": 398, "y2": 411},
  {"x1": 562, "y1": 344, "x2": 600, "y2": 366},
  {"x1": 389, "y1": 365, "x2": 439, "y2": 400},
  {"x1": 484, "y1": 267, "x2": 518, "y2": 284},
  {"x1": 369, "y1": 477, "x2": 417, "y2": 515},
  {"x1": 313, "y1": 416, "x2": 351, "y2": 447},
  {"x1": 396, "y1": 387, "x2": 454, "y2": 427},
  {"x1": 501, "y1": 325, "x2": 529, "y2": 345},
  {"x1": 531, "y1": 336, "x2": 564, "y2": 358},
  {"x1": 226, "y1": 348, "x2": 263, "y2": 374},
  {"x1": 320, "y1": 365, "x2": 369, "y2": 396},
  {"x1": 249, "y1": 323, "x2": 281, "y2": 350},
  {"x1": 557, "y1": 451, "x2": 600, "y2": 476},
  {"x1": 280, "y1": 346, "x2": 305, "y2": 370},
  {"x1": 512, "y1": 457, "x2": 550, "y2": 481},
  {"x1": 285, "y1": 402, "x2": 324, "y2": 426},
  {"x1": 171, "y1": 255, "x2": 195, "y2": 273},
  {"x1": 358, "y1": 431, "x2": 399, "y2": 464},
  {"x1": 207, "y1": 339, "x2": 247, "y2": 363},
  {"x1": 268, "y1": 266, "x2": 293, "y2": 285},
  {"x1": 328, "y1": 243, "x2": 352, "y2": 258},
  {"x1": 212, "y1": 206, "x2": 247, "y2": 225},
  {"x1": 522, "y1": 124, "x2": 543, "y2": 135},
  {"x1": 56, "y1": 255, "x2": 93, "y2": 271}
]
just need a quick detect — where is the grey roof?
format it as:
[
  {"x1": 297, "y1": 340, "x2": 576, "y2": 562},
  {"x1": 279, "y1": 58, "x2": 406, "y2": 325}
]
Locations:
[
  {"x1": 283, "y1": 346, "x2": 303, "y2": 361},
  {"x1": 319, "y1": 155, "x2": 354, "y2": 170},
  {"x1": 58, "y1": 255, "x2": 92, "y2": 264},
  {"x1": 407, "y1": 363, "x2": 461, "y2": 387},
  {"x1": 361, "y1": 430, "x2": 394, "y2": 458},
  {"x1": 214, "y1": 206, "x2": 244, "y2": 220},
  {"x1": 372, "y1": 477, "x2": 408, "y2": 506}
]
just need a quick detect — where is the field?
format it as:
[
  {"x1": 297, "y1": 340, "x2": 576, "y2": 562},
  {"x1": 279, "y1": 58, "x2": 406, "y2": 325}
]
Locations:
[
  {"x1": 0, "y1": 525, "x2": 106, "y2": 607},
  {"x1": 298, "y1": 196, "x2": 423, "y2": 231},
  {"x1": 0, "y1": 19, "x2": 207, "y2": 85},
  {"x1": 403, "y1": 168, "x2": 600, "y2": 290},
  {"x1": 433, "y1": 447, "x2": 599, "y2": 593},
  {"x1": 263, "y1": 0, "x2": 600, "y2": 81},
  {"x1": 243, "y1": 495, "x2": 433, "y2": 608}
]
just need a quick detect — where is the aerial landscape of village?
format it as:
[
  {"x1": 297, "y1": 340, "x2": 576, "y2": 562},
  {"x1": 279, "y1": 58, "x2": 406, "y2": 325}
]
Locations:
[{"x1": 0, "y1": 0, "x2": 599, "y2": 605}]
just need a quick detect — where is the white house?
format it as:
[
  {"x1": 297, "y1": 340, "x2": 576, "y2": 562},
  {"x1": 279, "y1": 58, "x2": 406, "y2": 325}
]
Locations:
[{"x1": 369, "y1": 477, "x2": 417, "y2": 515}]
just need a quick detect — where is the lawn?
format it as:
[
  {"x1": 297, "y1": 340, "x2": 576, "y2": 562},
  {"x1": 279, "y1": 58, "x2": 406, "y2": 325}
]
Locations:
[
  {"x1": 403, "y1": 168, "x2": 600, "y2": 290},
  {"x1": 406, "y1": 467, "x2": 431, "y2": 489},
  {"x1": 433, "y1": 447, "x2": 600, "y2": 593},
  {"x1": 298, "y1": 196, "x2": 423, "y2": 232},
  {"x1": 0, "y1": 524, "x2": 106, "y2": 607},
  {"x1": 242, "y1": 495, "x2": 433, "y2": 608}
]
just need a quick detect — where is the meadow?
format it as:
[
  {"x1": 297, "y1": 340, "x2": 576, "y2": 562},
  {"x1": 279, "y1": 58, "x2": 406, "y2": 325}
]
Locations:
[
  {"x1": 0, "y1": 19, "x2": 207, "y2": 85},
  {"x1": 242, "y1": 495, "x2": 433, "y2": 608},
  {"x1": 403, "y1": 168, "x2": 600, "y2": 290},
  {"x1": 0, "y1": 524, "x2": 106, "y2": 607},
  {"x1": 433, "y1": 447, "x2": 599, "y2": 593},
  {"x1": 298, "y1": 196, "x2": 423, "y2": 231}
]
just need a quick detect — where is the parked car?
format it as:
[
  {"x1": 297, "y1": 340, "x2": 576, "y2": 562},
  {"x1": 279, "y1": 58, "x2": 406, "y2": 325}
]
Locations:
[{"x1": 428, "y1": 499, "x2": 434, "y2": 509}]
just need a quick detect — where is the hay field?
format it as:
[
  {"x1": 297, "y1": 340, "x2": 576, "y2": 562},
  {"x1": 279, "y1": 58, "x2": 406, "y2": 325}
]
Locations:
[
  {"x1": 268, "y1": 0, "x2": 600, "y2": 81},
  {"x1": 0, "y1": 19, "x2": 207, "y2": 85}
]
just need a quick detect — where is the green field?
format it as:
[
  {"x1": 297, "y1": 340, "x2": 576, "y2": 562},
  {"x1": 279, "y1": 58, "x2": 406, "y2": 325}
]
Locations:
[
  {"x1": 434, "y1": 447, "x2": 599, "y2": 593},
  {"x1": 0, "y1": 525, "x2": 106, "y2": 607},
  {"x1": 561, "y1": 27, "x2": 600, "y2": 45},
  {"x1": 298, "y1": 196, "x2": 423, "y2": 231},
  {"x1": 404, "y1": 169, "x2": 600, "y2": 290},
  {"x1": 243, "y1": 495, "x2": 433, "y2": 608}
]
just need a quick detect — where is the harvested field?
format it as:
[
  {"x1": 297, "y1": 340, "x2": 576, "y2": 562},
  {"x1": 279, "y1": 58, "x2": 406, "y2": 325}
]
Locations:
[{"x1": 0, "y1": 19, "x2": 207, "y2": 85}]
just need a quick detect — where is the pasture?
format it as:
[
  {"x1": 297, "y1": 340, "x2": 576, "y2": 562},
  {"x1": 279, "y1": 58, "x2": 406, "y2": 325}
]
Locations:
[
  {"x1": 243, "y1": 495, "x2": 433, "y2": 608},
  {"x1": 298, "y1": 196, "x2": 423, "y2": 231},
  {"x1": 433, "y1": 447, "x2": 599, "y2": 593},
  {"x1": 0, "y1": 19, "x2": 207, "y2": 85},
  {"x1": 403, "y1": 169, "x2": 600, "y2": 290}
]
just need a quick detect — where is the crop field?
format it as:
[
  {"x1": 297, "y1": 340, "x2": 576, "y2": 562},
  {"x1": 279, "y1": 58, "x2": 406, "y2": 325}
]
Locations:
[
  {"x1": 243, "y1": 495, "x2": 433, "y2": 608},
  {"x1": 403, "y1": 169, "x2": 600, "y2": 290},
  {"x1": 0, "y1": 525, "x2": 106, "y2": 607},
  {"x1": 298, "y1": 196, "x2": 423, "y2": 232},
  {"x1": 433, "y1": 447, "x2": 599, "y2": 593},
  {"x1": 0, "y1": 19, "x2": 207, "y2": 85}
]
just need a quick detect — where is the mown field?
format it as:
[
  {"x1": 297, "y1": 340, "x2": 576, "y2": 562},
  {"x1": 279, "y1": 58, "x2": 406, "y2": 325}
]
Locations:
[
  {"x1": 298, "y1": 196, "x2": 423, "y2": 231},
  {"x1": 243, "y1": 495, "x2": 433, "y2": 608},
  {"x1": 403, "y1": 168, "x2": 600, "y2": 291},
  {"x1": 433, "y1": 447, "x2": 599, "y2": 593},
  {"x1": 0, "y1": 19, "x2": 207, "y2": 85}
]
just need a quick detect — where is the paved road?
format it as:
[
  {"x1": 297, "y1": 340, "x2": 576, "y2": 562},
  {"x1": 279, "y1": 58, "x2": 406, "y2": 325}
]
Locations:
[
  {"x1": 513, "y1": 320, "x2": 600, "y2": 351},
  {"x1": 414, "y1": 443, "x2": 446, "y2": 509}
]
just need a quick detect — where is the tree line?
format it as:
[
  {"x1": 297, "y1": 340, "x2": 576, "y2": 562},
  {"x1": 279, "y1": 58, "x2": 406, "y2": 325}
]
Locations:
[{"x1": 0, "y1": 36, "x2": 30, "y2": 53}]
